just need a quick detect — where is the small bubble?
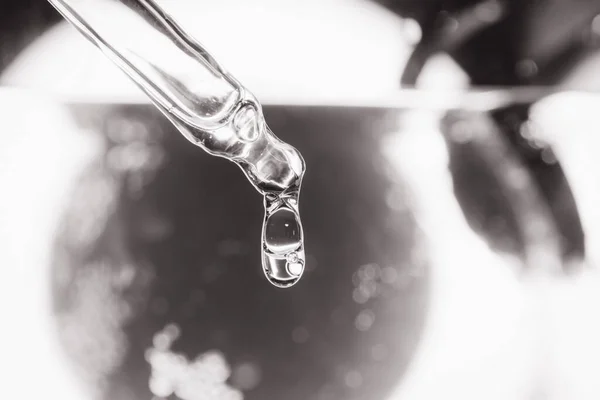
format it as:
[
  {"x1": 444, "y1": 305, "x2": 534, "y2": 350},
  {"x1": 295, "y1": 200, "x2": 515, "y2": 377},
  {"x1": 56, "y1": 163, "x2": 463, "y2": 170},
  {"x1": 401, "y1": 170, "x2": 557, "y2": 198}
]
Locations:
[
  {"x1": 516, "y1": 59, "x2": 538, "y2": 78},
  {"x1": 223, "y1": 390, "x2": 244, "y2": 400},
  {"x1": 444, "y1": 17, "x2": 459, "y2": 33},
  {"x1": 355, "y1": 309, "x2": 375, "y2": 332},
  {"x1": 403, "y1": 18, "x2": 422, "y2": 44},
  {"x1": 149, "y1": 375, "x2": 174, "y2": 398},
  {"x1": 233, "y1": 104, "x2": 260, "y2": 142},
  {"x1": 111, "y1": 265, "x2": 136, "y2": 290},
  {"x1": 106, "y1": 117, "x2": 139, "y2": 143},
  {"x1": 153, "y1": 332, "x2": 172, "y2": 351},
  {"x1": 359, "y1": 263, "x2": 379, "y2": 280},
  {"x1": 541, "y1": 148, "x2": 557, "y2": 164},
  {"x1": 287, "y1": 261, "x2": 304, "y2": 277},
  {"x1": 344, "y1": 370, "x2": 363, "y2": 389},
  {"x1": 381, "y1": 267, "x2": 398, "y2": 284},
  {"x1": 360, "y1": 280, "x2": 377, "y2": 298},
  {"x1": 163, "y1": 323, "x2": 180, "y2": 340},
  {"x1": 231, "y1": 362, "x2": 262, "y2": 391},
  {"x1": 286, "y1": 252, "x2": 299, "y2": 263},
  {"x1": 147, "y1": 351, "x2": 169, "y2": 369},
  {"x1": 530, "y1": 139, "x2": 546, "y2": 150},
  {"x1": 198, "y1": 351, "x2": 231, "y2": 383},
  {"x1": 292, "y1": 326, "x2": 310, "y2": 344},
  {"x1": 520, "y1": 121, "x2": 535, "y2": 140},
  {"x1": 145, "y1": 348, "x2": 154, "y2": 362},
  {"x1": 352, "y1": 288, "x2": 369, "y2": 304}
]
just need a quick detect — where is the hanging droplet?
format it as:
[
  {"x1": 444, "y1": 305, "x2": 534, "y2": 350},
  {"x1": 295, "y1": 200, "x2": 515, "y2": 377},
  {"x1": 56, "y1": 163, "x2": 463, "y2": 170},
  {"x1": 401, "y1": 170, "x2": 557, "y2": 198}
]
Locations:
[{"x1": 261, "y1": 193, "x2": 305, "y2": 288}]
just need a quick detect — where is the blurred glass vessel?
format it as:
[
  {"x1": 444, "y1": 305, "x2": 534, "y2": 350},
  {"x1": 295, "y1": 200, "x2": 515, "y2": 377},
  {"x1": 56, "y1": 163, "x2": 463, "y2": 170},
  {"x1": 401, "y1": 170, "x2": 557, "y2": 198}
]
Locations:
[
  {"x1": 0, "y1": 85, "x2": 596, "y2": 400},
  {"x1": 2, "y1": 1, "x2": 599, "y2": 399},
  {"x1": 44, "y1": 87, "x2": 589, "y2": 400}
]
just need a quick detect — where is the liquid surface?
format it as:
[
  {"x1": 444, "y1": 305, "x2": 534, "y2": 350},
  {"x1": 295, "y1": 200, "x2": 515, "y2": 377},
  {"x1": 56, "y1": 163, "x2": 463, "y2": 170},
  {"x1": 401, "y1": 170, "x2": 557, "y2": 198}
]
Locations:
[{"x1": 49, "y1": 0, "x2": 307, "y2": 287}]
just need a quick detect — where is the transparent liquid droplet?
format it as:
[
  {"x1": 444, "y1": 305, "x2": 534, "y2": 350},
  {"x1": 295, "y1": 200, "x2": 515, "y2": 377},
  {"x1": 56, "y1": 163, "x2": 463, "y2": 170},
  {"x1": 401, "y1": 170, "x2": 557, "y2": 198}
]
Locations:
[{"x1": 261, "y1": 192, "x2": 305, "y2": 288}]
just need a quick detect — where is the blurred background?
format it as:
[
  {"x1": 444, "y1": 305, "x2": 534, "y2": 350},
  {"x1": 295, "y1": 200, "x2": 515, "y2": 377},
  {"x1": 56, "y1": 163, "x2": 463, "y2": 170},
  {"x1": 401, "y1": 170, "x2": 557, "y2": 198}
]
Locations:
[{"x1": 2, "y1": 1, "x2": 600, "y2": 400}]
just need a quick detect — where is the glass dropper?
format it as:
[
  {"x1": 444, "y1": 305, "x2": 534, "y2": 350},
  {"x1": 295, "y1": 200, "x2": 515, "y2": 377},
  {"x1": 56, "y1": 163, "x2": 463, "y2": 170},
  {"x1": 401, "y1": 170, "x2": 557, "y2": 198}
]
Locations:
[{"x1": 48, "y1": 0, "x2": 307, "y2": 288}]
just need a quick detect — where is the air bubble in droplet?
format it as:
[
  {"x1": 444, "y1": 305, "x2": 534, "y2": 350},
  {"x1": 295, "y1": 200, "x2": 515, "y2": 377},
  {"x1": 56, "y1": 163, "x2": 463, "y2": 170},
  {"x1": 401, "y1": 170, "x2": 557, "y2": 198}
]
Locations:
[
  {"x1": 233, "y1": 104, "x2": 260, "y2": 142},
  {"x1": 355, "y1": 309, "x2": 375, "y2": 332},
  {"x1": 286, "y1": 252, "x2": 299, "y2": 263},
  {"x1": 287, "y1": 261, "x2": 304, "y2": 277}
]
